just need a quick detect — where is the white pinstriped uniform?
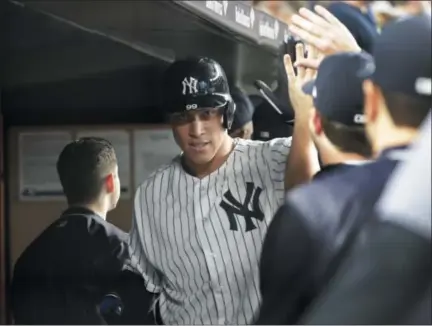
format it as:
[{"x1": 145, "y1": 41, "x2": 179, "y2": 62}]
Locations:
[{"x1": 128, "y1": 137, "x2": 291, "y2": 325}]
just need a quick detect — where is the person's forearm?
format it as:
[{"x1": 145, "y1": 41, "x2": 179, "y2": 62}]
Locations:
[{"x1": 285, "y1": 117, "x2": 320, "y2": 191}]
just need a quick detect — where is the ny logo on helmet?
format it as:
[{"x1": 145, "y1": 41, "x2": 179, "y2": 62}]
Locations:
[{"x1": 182, "y1": 77, "x2": 198, "y2": 95}]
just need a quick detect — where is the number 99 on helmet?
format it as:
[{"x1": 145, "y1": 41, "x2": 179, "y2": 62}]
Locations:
[{"x1": 161, "y1": 57, "x2": 236, "y2": 130}]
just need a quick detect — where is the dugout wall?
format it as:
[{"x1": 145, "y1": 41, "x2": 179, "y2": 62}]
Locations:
[{"x1": 1, "y1": 0, "x2": 289, "y2": 322}]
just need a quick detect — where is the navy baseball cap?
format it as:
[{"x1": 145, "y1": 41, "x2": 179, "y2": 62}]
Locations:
[
  {"x1": 358, "y1": 14, "x2": 432, "y2": 99},
  {"x1": 230, "y1": 86, "x2": 255, "y2": 131},
  {"x1": 302, "y1": 52, "x2": 375, "y2": 126}
]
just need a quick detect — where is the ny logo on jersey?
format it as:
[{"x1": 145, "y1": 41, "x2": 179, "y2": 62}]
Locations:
[
  {"x1": 182, "y1": 77, "x2": 198, "y2": 95},
  {"x1": 220, "y1": 182, "x2": 264, "y2": 232}
]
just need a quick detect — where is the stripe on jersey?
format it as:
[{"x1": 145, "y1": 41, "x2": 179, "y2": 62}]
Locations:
[{"x1": 128, "y1": 137, "x2": 291, "y2": 324}]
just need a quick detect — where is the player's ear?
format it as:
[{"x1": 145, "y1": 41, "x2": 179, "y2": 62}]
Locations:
[
  {"x1": 104, "y1": 173, "x2": 115, "y2": 194},
  {"x1": 363, "y1": 79, "x2": 379, "y2": 124},
  {"x1": 310, "y1": 108, "x2": 323, "y2": 135}
]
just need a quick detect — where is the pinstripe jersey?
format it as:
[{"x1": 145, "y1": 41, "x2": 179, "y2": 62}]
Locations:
[{"x1": 128, "y1": 137, "x2": 291, "y2": 325}]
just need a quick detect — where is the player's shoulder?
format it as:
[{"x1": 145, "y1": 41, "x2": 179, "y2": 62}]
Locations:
[
  {"x1": 283, "y1": 165, "x2": 368, "y2": 237},
  {"x1": 267, "y1": 136, "x2": 292, "y2": 147},
  {"x1": 287, "y1": 163, "x2": 372, "y2": 212},
  {"x1": 136, "y1": 156, "x2": 180, "y2": 193},
  {"x1": 235, "y1": 137, "x2": 292, "y2": 150},
  {"x1": 328, "y1": 158, "x2": 399, "y2": 193}
]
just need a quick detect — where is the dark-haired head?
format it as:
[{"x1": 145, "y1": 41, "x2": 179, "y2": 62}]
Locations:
[
  {"x1": 361, "y1": 14, "x2": 431, "y2": 154},
  {"x1": 56, "y1": 137, "x2": 120, "y2": 214}
]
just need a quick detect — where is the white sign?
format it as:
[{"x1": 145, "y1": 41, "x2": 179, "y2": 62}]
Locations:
[
  {"x1": 76, "y1": 130, "x2": 131, "y2": 198},
  {"x1": 205, "y1": 0, "x2": 225, "y2": 16},
  {"x1": 284, "y1": 28, "x2": 290, "y2": 43},
  {"x1": 133, "y1": 128, "x2": 180, "y2": 190},
  {"x1": 222, "y1": 0, "x2": 228, "y2": 14},
  {"x1": 235, "y1": 6, "x2": 255, "y2": 29},
  {"x1": 19, "y1": 131, "x2": 72, "y2": 200},
  {"x1": 259, "y1": 20, "x2": 279, "y2": 40}
]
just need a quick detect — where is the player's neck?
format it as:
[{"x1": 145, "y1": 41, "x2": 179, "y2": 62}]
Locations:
[
  {"x1": 184, "y1": 135, "x2": 234, "y2": 179},
  {"x1": 69, "y1": 202, "x2": 108, "y2": 220},
  {"x1": 372, "y1": 126, "x2": 418, "y2": 157},
  {"x1": 319, "y1": 145, "x2": 367, "y2": 166}
]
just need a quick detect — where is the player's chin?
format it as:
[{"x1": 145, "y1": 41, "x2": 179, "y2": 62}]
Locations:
[
  {"x1": 109, "y1": 197, "x2": 120, "y2": 211},
  {"x1": 186, "y1": 149, "x2": 215, "y2": 165}
]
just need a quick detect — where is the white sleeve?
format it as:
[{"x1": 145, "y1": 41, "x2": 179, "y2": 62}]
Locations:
[
  {"x1": 263, "y1": 137, "x2": 292, "y2": 203},
  {"x1": 127, "y1": 186, "x2": 163, "y2": 293}
]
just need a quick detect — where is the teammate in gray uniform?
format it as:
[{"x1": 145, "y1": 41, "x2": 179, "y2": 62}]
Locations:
[
  {"x1": 377, "y1": 110, "x2": 431, "y2": 239},
  {"x1": 127, "y1": 57, "x2": 306, "y2": 325}
]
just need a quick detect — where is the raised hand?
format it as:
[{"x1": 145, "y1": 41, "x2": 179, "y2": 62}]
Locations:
[
  {"x1": 284, "y1": 43, "x2": 317, "y2": 120},
  {"x1": 289, "y1": 5, "x2": 361, "y2": 70}
]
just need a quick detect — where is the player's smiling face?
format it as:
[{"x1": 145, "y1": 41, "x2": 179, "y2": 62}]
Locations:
[{"x1": 170, "y1": 107, "x2": 226, "y2": 165}]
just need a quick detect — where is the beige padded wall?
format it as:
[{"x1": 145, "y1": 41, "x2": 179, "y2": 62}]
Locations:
[{"x1": 7, "y1": 124, "x2": 174, "y2": 274}]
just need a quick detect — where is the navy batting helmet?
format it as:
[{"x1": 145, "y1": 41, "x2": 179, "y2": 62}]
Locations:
[{"x1": 162, "y1": 57, "x2": 236, "y2": 129}]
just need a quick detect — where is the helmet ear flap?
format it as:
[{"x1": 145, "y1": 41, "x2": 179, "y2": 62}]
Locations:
[{"x1": 223, "y1": 101, "x2": 236, "y2": 130}]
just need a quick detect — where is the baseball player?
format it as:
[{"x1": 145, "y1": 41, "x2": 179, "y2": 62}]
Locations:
[
  {"x1": 258, "y1": 12, "x2": 431, "y2": 325},
  {"x1": 128, "y1": 57, "x2": 298, "y2": 324},
  {"x1": 11, "y1": 138, "x2": 154, "y2": 324},
  {"x1": 300, "y1": 111, "x2": 431, "y2": 325}
]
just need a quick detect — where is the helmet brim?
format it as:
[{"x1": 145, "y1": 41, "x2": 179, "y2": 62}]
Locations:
[{"x1": 165, "y1": 93, "x2": 231, "y2": 113}]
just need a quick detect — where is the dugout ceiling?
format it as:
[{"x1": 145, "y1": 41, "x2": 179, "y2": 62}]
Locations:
[{"x1": 2, "y1": 0, "x2": 289, "y2": 125}]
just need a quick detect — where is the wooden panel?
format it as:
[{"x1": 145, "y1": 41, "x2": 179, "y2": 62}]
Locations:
[{"x1": 0, "y1": 113, "x2": 6, "y2": 324}]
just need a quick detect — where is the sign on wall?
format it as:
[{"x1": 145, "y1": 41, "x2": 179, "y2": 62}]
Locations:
[
  {"x1": 133, "y1": 128, "x2": 180, "y2": 190},
  {"x1": 19, "y1": 132, "x2": 72, "y2": 201}
]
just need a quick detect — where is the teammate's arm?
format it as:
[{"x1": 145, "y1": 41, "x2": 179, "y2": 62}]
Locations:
[
  {"x1": 263, "y1": 137, "x2": 292, "y2": 205},
  {"x1": 283, "y1": 45, "x2": 320, "y2": 191},
  {"x1": 127, "y1": 186, "x2": 164, "y2": 294},
  {"x1": 257, "y1": 201, "x2": 318, "y2": 324},
  {"x1": 87, "y1": 225, "x2": 156, "y2": 324}
]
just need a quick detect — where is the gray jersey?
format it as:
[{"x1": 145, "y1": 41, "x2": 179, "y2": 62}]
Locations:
[
  {"x1": 377, "y1": 111, "x2": 431, "y2": 239},
  {"x1": 128, "y1": 137, "x2": 291, "y2": 324}
]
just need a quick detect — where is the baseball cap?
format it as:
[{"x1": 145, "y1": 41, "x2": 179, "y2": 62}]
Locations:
[
  {"x1": 358, "y1": 14, "x2": 432, "y2": 99},
  {"x1": 230, "y1": 87, "x2": 255, "y2": 131},
  {"x1": 302, "y1": 52, "x2": 375, "y2": 126},
  {"x1": 252, "y1": 99, "x2": 294, "y2": 140}
]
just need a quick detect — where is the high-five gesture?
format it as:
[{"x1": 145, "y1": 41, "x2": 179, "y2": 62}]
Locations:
[
  {"x1": 289, "y1": 5, "x2": 361, "y2": 69},
  {"x1": 283, "y1": 42, "x2": 321, "y2": 190},
  {"x1": 284, "y1": 43, "x2": 318, "y2": 120}
]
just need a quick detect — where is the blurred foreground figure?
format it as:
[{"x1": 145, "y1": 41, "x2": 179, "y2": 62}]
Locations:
[
  {"x1": 373, "y1": 0, "x2": 431, "y2": 27},
  {"x1": 327, "y1": 0, "x2": 379, "y2": 53},
  {"x1": 258, "y1": 13, "x2": 431, "y2": 325},
  {"x1": 301, "y1": 112, "x2": 431, "y2": 325}
]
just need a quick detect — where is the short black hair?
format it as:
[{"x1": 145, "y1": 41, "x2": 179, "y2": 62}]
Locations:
[
  {"x1": 321, "y1": 116, "x2": 373, "y2": 158},
  {"x1": 56, "y1": 137, "x2": 117, "y2": 205},
  {"x1": 382, "y1": 90, "x2": 431, "y2": 128}
]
